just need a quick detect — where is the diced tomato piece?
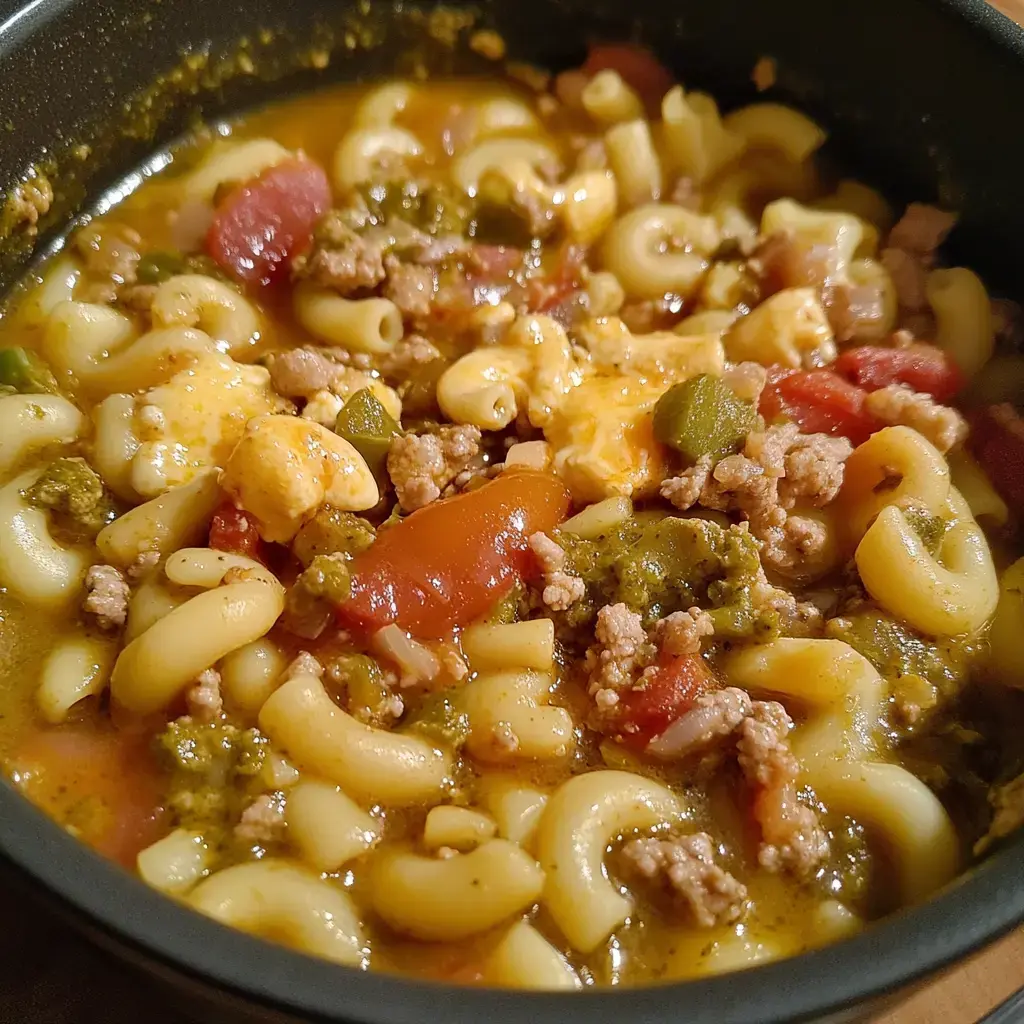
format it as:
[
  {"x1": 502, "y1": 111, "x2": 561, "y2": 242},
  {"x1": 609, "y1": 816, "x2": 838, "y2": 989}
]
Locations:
[
  {"x1": 835, "y1": 344, "x2": 964, "y2": 402},
  {"x1": 582, "y1": 43, "x2": 675, "y2": 110},
  {"x1": 467, "y1": 244, "x2": 525, "y2": 282},
  {"x1": 10, "y1": 725, "x2": 166, "y2": 867},
  {"x1": 206, "y1": 157, "x2": 331, "y2": 287},
  {"x1": 209, "y1": 502, "x2": 266, "y2": 562},
  {"x1": 760, "y1": 366, "x2": 880, "y2": 446},
  {"x1": 968, "y1": 404, "x2": 1024, "y2": 510},
  {"x1": 525, "y1": 242, "x2": 586, "y2": 313},
  {"x1": 338, "y1": 470, "x2": 571, "y2": 640},
  {"x1": 614, "y1": 652, "x2": 715, "y2": 749}
]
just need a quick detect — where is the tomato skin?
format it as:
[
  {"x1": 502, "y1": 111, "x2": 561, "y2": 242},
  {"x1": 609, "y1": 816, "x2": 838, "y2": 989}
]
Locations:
[
  {"x1": 10, "y1": 726, "x2": 166, "y2": 868},
  {"x1": 206, "y1": 158, "x2": 331, "y2": 287},
  {"x1": 467, "y1": 244, "x2": 525, "y2": 282},
  {"x1": 209, "y1": 502, "x2": 266, "y2": 562},
  {"x1": 525, "y1": 243, "x2": 586, "y2": 314},
  {"x1": 615, "y1": 652, "x2": 714, "y2": 749},
  {"x1": 582, "y1": 43, "x2": 675, "y2": 110},
  {"x1": 968, "y1": 404, "x2": 1024, "y2": 510},
  {"x1": 760, "y1": 366, "x2": 880, "y2": 446},
  {"x1": 835, "y1": 344, "x2": 964, "y2": 402},
  {"x1": 338, "y1": 470, "x2": 571, "y2": 639}
]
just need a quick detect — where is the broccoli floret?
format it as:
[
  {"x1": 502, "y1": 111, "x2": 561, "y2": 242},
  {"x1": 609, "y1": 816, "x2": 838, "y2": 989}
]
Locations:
[
  {"x1": 557, "y1": 513, "x2": 780, "y2": 638},
  {"x1": 403, "y1": 690, "x2": 471, "y2": 749},
  {"x1": 23, "y1": 457, "x2": 118, "y2": 536},
  {"x1": 157, "y1": 717, "x2": 268, "y2": 777},
  {"x1": 156, "y1": 716, "x2": 269, "y2": 836}
]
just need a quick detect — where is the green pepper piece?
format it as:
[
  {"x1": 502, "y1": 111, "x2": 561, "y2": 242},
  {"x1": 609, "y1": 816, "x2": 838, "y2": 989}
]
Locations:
[
  {"x1": 136, "y1": 250, "x2": 189, "y2": 285},
  {"x1": 652, "y1": 374, "x2": 760, "y2": 463},
  {"x1": 23, "y1": 456, "x2": 118, "y2": 535},
  {"x1": 335, "y1": 388, "x2": 402, "y2": 480},
  {"x1": 136, "y1": 250, "x2": 227, "y2": 285},
  {"x1": 0, "y1": 346, "x2": 57, "y2": 394},
  {"x1": 403, "y1": 690, "x2": 471, "y2": 749}
]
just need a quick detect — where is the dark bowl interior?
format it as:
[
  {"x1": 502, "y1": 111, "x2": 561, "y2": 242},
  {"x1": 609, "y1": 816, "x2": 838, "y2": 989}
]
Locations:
[{"x1": 2, "y1": 0, "x2": 1024, "y2": 1021}]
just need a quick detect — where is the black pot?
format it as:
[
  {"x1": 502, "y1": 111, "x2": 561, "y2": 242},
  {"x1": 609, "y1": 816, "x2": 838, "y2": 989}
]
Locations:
[{"x1": 2, "y1": 1, "x2": 1024, "y2": 1021}]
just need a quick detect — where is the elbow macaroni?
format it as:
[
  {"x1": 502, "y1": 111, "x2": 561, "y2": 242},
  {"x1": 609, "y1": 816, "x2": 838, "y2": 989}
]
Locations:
[
  {"x1": 0, "y1": 470, "x2": 89, "y2": 607},
  {"x1": 190, "y1": 860, "x2": 367, "y2": 966},
  {"x1": 259, "y1": 674, "x2": 453, "y2": 806},
  {"x1": 462, "y1": 669, "x2": 575, "y2": 762},
  {"x1": 368, "y1": 839, "x2": 544, "y2": 941},
  {"x1": 535, "y1": 770, "x2": 685, "y2": 952},
  {"x1": 110, "y1": 550, "x2": 285, "y2": 714},
  {"x1": 855, "y1": 503, "x2": 998, "y2": 636}
]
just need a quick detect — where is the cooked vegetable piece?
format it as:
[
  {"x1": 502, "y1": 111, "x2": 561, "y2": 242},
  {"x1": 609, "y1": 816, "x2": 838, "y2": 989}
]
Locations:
[
  {"x1": 335, "y1": 389, "x2": 403, "y2": 482},
  {"x1": 292, "y1": 506, "x2": 376, "y2": 567},
  {"x1": 652, "y1": 374, "x2": 760, "y2": 463},
  {"x1": 338, "y1": 469, "x2": 571, "y2": 639},
  {"x1": 206, "y1": 158, "x2": 332, "y2": 287},
  {"x1": 156, "y1": 717, "x2": 269, "y2": 835},
  {"x1": 0, "y1": 346, "x2": 58, "y2": 393},
  {"x1": 827, "y1": 608, "x2": 965, "y2": 690},
  {"x1": 24, "y1": 457, "x2": 118, "y2": 536},
  {"x1": 209, "y1": 502, "x2": 265, "y2": 562},
  {"x1": 359, "y1": 180, "x2": 472, "y2": 236},
  {"x1": 612, "y1": 652, "x2": 715, "y2": 748},
  {"x1": 760, "y1": 366, "x2": 879, "y2": 444},
  {"x1": 282, "y1": 553, "x2": 353, "y2": 639},
  {"x1": 560, "y1": 515, "x2": 779, "y2": 637},
  {"x1": 329, "y1": 653, "x2": 397, "y2": 726},
  {"x1": 835, "y1": 344, "x2": 964, "y2": 402},
  {"x1": 403, "y1": 691, "x2": 472, "y2": 749}
]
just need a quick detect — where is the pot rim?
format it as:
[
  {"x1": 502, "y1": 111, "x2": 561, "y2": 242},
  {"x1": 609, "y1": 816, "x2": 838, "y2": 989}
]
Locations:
[{"x1": 4, "y1": 776, "x2": 1024, "y2": 1024}]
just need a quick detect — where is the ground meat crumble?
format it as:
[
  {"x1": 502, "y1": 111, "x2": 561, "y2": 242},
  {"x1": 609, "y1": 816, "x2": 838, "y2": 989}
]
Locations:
[
  {"x1": 234, "y1": 792, "x2": 286, "y2": 846},
  {"x1": 652, "y1": 607, "x2": 714, "y2": 656},
  {"x1": 645, "y1": 686, "x2": 830, "y2": 879},
  {"x1": 185, "y1": 668, "x2": 223, "y2": 721},
  {"x1": 660, "y1": 425, "x2": 852, "y2": 575},
  {"x1": 387, "y1": 425, "x2": 483, "y2": 511},
  {"x1": 863, "y1": 383, "x2": 968, "y2": 453},
  {"x1": 621, "y1": 833, "x2": 748, "y2": 928},
  {"x1": 737, "y1": 701, "x2": 831, "y2": 878},
  {"x1": 585, "y1": 603, "x2": 653, "y2": 701},
  {"x1": 881, "y1": 203, "x2": 957, "y2": 318},
  {"x1": 528, "y1": 531, "x2": 585, "y2": 611},
  {"x1": 83, "y1": 564, "x2": 130, "y2": 631}
]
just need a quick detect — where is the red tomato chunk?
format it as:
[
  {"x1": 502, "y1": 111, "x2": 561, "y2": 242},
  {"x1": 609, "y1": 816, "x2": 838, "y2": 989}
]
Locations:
[
  {"x1": 209, "y1": 502, "x2": 265, "y2": 562},
  {"x1": 760, "y1": 366, "x2": 880, "y2": 446},
  {"x1": 969, "y1": 404, "x2": 1024, "y2": 511},
  {"x1": 614, "y1": 652, "x2": 715, "y2": 749},
  {"x1": 338, "y1": 470, "x2": 571, "y2": 640},
  {"x1": 582, "y1": 43, "x2": 675, "y2": 110},
  {"x1": 834, "y1": 344, "x2": 964, "y2": 402},
  {"x1": 206, "y1": 158, "x2": 331, "y2": 287}
]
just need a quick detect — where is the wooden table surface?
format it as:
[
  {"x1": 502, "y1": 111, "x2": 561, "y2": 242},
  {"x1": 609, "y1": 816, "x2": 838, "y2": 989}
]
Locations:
[{"x1": 6, "y1": 2, "x2": 1024, "y2": 1022}]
